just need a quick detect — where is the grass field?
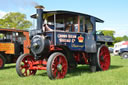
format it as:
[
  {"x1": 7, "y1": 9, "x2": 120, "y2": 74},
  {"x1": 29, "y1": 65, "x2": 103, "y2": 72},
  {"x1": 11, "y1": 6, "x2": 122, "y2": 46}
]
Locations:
[{"x1": 0, "y1": 55, "x2": 128, "y2": 85}]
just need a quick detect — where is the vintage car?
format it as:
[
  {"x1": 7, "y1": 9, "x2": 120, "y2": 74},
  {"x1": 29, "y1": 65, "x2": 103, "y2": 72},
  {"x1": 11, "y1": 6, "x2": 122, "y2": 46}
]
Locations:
[
  {"x1": 16, "y1": 5, "x2": 113, "y2": 79},
  {"x1": 119, "y1": 47, "x2": 128, "y2": 59},
  {"x1": 0, "y1": 28, "x2": 30, "y2": 69}
]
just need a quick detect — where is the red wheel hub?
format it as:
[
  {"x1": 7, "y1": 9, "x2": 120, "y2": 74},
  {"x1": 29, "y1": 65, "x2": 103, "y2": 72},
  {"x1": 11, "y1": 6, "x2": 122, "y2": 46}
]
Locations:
[
  {"x1": 20, "y1": 55, "x2": 36, "y2": 76},
  {"x1": 0, "y1": 57, "x2": 3, "y2": 67},
  {"x1": 99, "y1": 46, "x2": 110, "y2": 70},
  {"x1": 52, "y1": 55, "x2": 68, "y2": 79}
]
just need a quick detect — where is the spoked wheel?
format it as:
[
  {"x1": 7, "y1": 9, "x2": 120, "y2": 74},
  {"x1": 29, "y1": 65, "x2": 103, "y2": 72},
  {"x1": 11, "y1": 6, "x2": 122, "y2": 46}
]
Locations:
[
  {"x1": 96, "y1": 45, "x2": 110, "y2": 71},
  {"x1": 16, "y1": 54, "x2": 37, "y2": 77},
  {"x1": 47, "y1": 52, "x2": 68, "y2": 79},
  {"x1": 0, "y1": 54, "x2": 5, "y2": 69}
]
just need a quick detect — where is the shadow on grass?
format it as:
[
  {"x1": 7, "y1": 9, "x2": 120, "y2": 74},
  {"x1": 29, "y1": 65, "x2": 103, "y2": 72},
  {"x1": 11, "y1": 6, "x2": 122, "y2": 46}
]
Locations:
[
  {"x1": 36, "y1": 72, "x2": 48, "y2": 76},
  {"x1": 68, "y1": 65, "x2": 90, "y2": 73},
  {"x1": 0, "y1": 64, "x2": 16, "y2": 70},
  {"x1": 109, "y1": 65, "x2": 123, "y2": 70},
  {"x1": 66, "y1": 65, "x2": 124, "y2": 79},
  {"x1": 35, "y1": 65, "x2": 90, "y2": 78},
  {"x1": 66, "y1": 65, "x2": 91, "y2": 78},
  {"x1": 32, "y1": 65, "x2": 124, "y2": 78}
]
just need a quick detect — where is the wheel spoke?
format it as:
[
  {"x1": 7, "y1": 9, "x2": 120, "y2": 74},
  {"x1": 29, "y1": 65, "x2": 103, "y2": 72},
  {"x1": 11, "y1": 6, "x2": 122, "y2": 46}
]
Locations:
[
  {"x1": 22, "y1": 59, "x2": 28, "y2": 65},
  {"x1": 24, "y1": 68, "x2": 28, "y2": 76},
  {"x1": 58, "y1": 56, "x2": 62, "y2": 64},
  {"x1": 53, "y1": 69, "x2": 58, "y2": 77},
  {"x1": 99, "y1": 52, "x2": 103, "y2": 57},
  {"x1": 29, "y1": 70, "x2": 33, "y2": 76},
  {"x1": 57, "y1": 71, "x2": 61, "y2": 79},
  {"x1": 62, "y1": 63, "x2": 66, "y2": 68}
]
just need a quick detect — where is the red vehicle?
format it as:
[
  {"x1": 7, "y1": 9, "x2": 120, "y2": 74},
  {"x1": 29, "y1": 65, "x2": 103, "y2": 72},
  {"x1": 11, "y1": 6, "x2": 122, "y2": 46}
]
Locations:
[
  {"x1": 0, "y1": 28, "x2": 30, "y2": 69},
  {"x1": 16, "y1": 5, "x2": 112, "y2": 79}
]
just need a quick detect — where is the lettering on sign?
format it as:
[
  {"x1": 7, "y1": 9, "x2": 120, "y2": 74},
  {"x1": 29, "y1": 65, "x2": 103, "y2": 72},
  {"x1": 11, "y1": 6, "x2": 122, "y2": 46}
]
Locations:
[
  {"x1": 58, "y1": 34, "x2": 67, "y2": 38},
  {"x1": 57, "y1": 34, "x2": 85, "y2": 48},
  {"x1": 58, "y1": 34, "x2": 77, "y2": 43},
  {"x1": 68, "y1": 35, "x2": 77, "y2": 38},
  {"x1": 59, "y1": 39, "x2": 71, "y2": 43}
]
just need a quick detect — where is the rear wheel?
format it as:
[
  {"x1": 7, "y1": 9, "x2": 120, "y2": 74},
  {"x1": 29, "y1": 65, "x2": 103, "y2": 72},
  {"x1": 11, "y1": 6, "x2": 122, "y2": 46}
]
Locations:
[
  {"x1": 47, "y1": 52, "x2": 68, "y2": 79},
  {"x1": 0, "y1": 54, "x2": 5, "y2": 69},
  {"x1": 96, "y1": 45, "x2": 110, "y2": 71},
  {"x1": 16, "y1": 54, "x2": 37, "y2": 77},
  {"x1": 121, "y1": 52, "x2": 128, "y2": 59}
]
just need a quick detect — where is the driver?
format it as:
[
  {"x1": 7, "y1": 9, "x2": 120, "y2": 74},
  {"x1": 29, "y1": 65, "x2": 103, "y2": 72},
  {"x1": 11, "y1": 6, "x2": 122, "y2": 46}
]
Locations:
[
  {"x1": 43, "y1": 19, "x2": 53, "y2": 31},
  {"x1": 44, "y1": 24, "x2": 53, "y2": 31}
]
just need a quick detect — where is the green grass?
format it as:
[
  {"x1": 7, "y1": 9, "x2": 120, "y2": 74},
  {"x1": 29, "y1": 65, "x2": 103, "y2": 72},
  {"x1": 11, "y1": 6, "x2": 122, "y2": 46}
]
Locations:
[{"x1": 1, "y1": 56, "x2": 128, "y2": 85}]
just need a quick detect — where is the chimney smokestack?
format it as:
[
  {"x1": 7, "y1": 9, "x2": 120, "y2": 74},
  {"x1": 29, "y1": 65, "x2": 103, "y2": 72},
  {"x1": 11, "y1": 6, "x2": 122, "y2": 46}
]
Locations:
[
  {"x1": 35, "y1": 5, "x2": 45, "y2": 9},
  {"x1": 35, "y1": 5, "x2": 45, "y2": 31}
]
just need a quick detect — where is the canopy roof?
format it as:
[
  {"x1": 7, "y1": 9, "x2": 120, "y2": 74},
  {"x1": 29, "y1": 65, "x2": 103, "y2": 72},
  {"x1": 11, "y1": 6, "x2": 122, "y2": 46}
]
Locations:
[{"x1": 31, "y1": 10, "x2": 104, "y2": 23}]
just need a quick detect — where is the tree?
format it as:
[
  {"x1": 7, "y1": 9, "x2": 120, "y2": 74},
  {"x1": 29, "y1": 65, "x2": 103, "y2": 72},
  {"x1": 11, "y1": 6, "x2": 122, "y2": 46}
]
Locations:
[
  {"x1": 98, "y1": 30, "x2": 115, "y2": 39},
  {"x1": 114, "y1": 35, "x2": 128, "y2": 43},
  {"x1": 0, "y1": 12, "x2": 32, "y2": 30},
  {"x1": 122, "y1": 35, "x2": 128, "y2": 41},
  {"x1": 114, "y1": 37, "x2": 123, "y2": 43}
]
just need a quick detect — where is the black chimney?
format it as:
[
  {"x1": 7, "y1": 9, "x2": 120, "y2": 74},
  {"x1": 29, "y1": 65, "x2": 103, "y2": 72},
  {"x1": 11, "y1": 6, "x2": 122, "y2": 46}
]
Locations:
[{"x1": 35, "y1": 5, "x2": 45, "y2": 31}]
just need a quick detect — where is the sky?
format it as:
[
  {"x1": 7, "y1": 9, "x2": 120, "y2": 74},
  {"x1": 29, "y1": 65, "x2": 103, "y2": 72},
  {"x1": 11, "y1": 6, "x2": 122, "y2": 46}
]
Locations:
[{"x1": 0, "y1": 0, "x2": 128, "y2": 37}]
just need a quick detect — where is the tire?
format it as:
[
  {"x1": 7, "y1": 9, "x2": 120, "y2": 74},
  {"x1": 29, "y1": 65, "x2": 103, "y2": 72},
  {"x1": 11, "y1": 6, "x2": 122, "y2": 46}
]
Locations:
[
  {"x1": 16, "y1": 54, "x2": 37, "y2": 77},
  {"x1": 0, "y1": 54, "x2": 5, "y2": 69},
  {"x1": 47, "y1": 52, "x2": 68, "y2": 79},
  {"x1": 96, "y1": 45, "x2": 110, "y2": 71},
  {"x1": 121, "y1": 52, "x2": 128, "y2": 59}
]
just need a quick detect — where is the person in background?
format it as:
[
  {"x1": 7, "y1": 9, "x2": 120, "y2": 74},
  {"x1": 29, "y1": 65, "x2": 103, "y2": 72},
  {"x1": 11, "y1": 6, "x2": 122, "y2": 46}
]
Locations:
[
  {"x1": 65, "y1": 24, "x2": 71, "y2": 32},
  {"x1": 65, "y1": 21, "x2": 75, "y2": 32}
]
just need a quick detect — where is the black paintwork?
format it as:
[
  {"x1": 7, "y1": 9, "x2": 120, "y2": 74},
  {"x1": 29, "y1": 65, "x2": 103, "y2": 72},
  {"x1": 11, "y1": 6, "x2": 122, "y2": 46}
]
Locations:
[{"x1": 119, "y1": 47, "x2": 128, "y2": 55}]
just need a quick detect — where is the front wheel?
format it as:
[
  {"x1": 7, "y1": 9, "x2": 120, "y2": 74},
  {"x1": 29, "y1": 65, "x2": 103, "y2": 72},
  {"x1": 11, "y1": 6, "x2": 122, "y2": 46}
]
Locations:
[
  {"x1": 96, "y1": 45, "x2": 110, "y2": 71},
  {"x1": 16, "y1": 54, "x2": 37, "y2": 77},
  {"x1": 0, "y1": 54, "x2": 5, "y2": 69},
  {"x1": 47, "y1": 52, "x2": 68, "y2": 79}
]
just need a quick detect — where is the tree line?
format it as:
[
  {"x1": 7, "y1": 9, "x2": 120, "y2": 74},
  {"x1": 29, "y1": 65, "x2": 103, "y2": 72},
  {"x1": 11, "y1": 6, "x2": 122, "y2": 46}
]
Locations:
[{"x1": 99, "y1": 30, "x2": 128, "y2": 44}]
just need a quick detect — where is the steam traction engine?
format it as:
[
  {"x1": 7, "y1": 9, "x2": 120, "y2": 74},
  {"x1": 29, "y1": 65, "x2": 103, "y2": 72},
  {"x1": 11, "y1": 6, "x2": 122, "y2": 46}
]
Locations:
[
  {"x1": 16, "y1": 5, "x2": 113, "y2": 79},
  {"x1": 0, "y1": 28, "x2": 30, "y2": 69}
]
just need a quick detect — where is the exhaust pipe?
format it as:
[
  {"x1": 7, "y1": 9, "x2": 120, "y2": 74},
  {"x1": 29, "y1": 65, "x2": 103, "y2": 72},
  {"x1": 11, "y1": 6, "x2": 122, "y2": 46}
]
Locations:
[{"x1": 35, "y1": 5, "x2": 45, "y2": 32}]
